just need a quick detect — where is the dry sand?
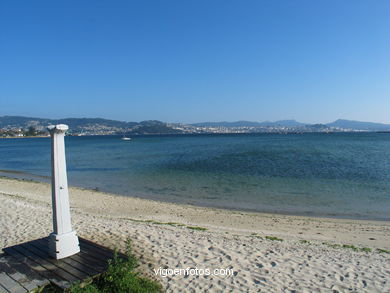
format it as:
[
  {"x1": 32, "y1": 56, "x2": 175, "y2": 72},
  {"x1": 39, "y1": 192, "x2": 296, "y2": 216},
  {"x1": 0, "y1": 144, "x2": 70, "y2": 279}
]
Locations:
[{"x1": 0, "y1": 176, "x2": 389, "y2": 292}]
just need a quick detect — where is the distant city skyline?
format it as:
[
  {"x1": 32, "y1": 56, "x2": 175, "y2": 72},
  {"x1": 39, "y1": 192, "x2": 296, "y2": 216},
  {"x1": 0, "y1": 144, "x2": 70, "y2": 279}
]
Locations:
[{"x1": 1, "y1": 1, "x2": 389, "y2": 124}]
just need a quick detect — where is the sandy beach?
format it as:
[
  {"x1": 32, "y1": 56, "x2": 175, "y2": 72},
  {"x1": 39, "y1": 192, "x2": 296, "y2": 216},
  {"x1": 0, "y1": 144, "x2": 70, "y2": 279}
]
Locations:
[{"x1": 0, "y1": 176, "x2": 389, "y2": 292}]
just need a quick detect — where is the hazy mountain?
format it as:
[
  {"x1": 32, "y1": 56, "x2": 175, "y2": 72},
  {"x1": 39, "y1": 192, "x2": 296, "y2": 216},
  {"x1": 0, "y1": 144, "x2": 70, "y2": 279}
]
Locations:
[
  {"x1": 326, "y1": 119, "x2": 390, "y2": 131},
  {"x1": 193, "y1": 119, "x2": 390, "y2": 131},
  {"x1": 260, "y1": 120, "x2": 306, "y2": 127}
]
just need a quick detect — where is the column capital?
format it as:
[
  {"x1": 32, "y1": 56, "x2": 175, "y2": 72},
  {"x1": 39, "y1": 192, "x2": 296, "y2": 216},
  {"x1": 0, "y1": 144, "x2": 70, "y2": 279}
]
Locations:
[{"x1": 47, "y1": 124, "x2": 69, "y2": 134}]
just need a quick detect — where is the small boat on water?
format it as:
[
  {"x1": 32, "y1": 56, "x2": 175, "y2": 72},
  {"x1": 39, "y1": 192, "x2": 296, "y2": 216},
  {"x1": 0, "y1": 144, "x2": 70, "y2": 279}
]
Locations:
[{"x1": 121, "y1": 136, "x2": 131, "y2": 141}]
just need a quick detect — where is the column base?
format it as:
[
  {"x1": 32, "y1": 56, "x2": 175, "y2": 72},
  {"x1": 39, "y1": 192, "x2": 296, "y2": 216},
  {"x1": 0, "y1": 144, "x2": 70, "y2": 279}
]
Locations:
[{"x1": 49, "y1": 231, "x2": 80, "y2": 259}]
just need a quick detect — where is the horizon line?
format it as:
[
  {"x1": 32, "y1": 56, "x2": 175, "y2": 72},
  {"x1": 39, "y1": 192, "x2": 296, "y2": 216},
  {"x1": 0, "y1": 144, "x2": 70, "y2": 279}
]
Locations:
[{"x1": 1, "y1": 115, "x2": 390, "y2": 125}]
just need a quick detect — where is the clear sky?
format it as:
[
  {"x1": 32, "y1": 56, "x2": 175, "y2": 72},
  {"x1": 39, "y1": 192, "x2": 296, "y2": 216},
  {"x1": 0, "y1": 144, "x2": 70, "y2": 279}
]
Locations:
[{"x1": 0, "y1": 1, "x2": 389, "y2": 124}]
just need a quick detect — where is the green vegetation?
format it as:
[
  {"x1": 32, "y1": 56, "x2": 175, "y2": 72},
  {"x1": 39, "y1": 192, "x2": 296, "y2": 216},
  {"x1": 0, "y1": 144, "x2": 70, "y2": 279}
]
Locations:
[
  {"x1": 124, "y1": 218, "x2": 206, "y2": 231},
  {"x1": 187, "y1": 226, "x2": 208, "y2": 231},
  {"x1": 166, "y1": 222, "x2": 186, "y2": 227},
  {"x1": 131, "y1": 121, "x2": 182, "y2": 135},
  {"x1": 321, "y1": 242, "x2": 378, "y2": 253},
  {"x1": 361, "y1": 247, "x2": 372, "y2": 252},
  {"x1": 70, "y1": 240, "x2": 162, "y2": 293},
  {"x1": 299, "y1": 240, "x2": 310, "y2": 244},
  {"x1": 144, "y1": 220, "x2": 164, "y2": 225},
  {"x1": 342, "y1": 244, "x2": 359, "y2": 251},
  {"x1": 26, "y1": 126, "x2": 38, "y2": 136},
  {"x1": 376, "y1": 248, "x2": 390, "y2": 254},
  {"x1": 322, "y1": 242, "x2": 341, "y2": 249},
  {"x1": 265, "y1": 236, "x2": 283, "y2": 241}
]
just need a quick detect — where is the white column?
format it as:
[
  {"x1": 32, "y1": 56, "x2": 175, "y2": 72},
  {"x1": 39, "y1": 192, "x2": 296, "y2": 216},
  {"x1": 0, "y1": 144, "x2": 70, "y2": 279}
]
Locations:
[{"x1": 47, "y1": 124, "x2": 80, "y2": 259}]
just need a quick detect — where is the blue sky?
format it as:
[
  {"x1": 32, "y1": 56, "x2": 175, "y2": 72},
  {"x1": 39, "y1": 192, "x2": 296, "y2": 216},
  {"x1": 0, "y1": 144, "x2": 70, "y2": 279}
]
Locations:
[{"x1": 1, "y1": 1, "x2": 389, "y2": 124}]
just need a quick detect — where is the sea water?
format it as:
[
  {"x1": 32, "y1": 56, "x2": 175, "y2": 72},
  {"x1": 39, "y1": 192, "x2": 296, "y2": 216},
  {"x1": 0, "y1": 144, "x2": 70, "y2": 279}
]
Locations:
[{"x1": 1, "y1": 133, "x2": 389, "y2": 220}]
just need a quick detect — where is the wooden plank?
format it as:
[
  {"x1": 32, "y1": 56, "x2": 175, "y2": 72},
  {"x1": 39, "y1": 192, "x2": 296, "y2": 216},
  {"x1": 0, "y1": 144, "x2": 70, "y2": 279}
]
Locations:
[
  {"x1": 34, "y1": 238, "x2": 105, "y2": 274},
  {"x1": 37, "y1": 238, "x2": 110, "y2": 270},
  {"x1": 70, "y1": 250, "x2": 108, "y2": 271},
  {"x1": 14, "y1": 243, "x2": 78, "y2": 282},
  {"x1": 4, "y1": 246, "x2": 72, "y2": 289},
  {"x1": 78, "y1": 243, "x2": 114, "y2": 263},
  {"x1": 0, "y1": 272, "x2": 27, "y2": 293},
  {"x1": 19, "y1": 242, "x2": 89, "y2": 281},
  {"x1": 79, "y1": 238, "x2": 116, "y2": 255},
  {"x1": 1, "y1": 237, "x2": 121, "y2": 291},
  {"x1": 0, "y1": 283, "x2": 8, "y2": 293},
  {"x1": 0, "y1": 255, "x2": 48, "y2": 286},
  {"x1": 0, "y1": 256, "x2": 47, "y2": 291},
  {"x1": 80, "y1": 238, "x2": 126, "y2": 258},
  {"x1": 32, "y1": 238, "x2": 109, "y2": 280},
  {"x1": 39, "y1": 236, "x2": 123, "y2": 263},
  {"x1": 78, "y1": 239, "x2": 126, "y2": 263},
  {"x1": 29, "y1": 239, "x2": 99, "y2": 277}
]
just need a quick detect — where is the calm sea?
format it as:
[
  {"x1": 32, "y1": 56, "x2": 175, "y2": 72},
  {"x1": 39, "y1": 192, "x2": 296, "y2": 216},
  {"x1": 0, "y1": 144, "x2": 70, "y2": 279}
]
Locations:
[{"x1": 1, "y1": 133, "x2": 389, "y2": 220}]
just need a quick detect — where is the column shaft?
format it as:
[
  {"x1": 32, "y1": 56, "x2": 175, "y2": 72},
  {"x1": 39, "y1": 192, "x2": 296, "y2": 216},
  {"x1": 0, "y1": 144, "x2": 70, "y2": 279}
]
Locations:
[
  {"x1": 48, "y1": 124, "x2": 79, "y2": 259},
  {"x1": 51, "y1": 129, "x2": 72, "y2": 234}
]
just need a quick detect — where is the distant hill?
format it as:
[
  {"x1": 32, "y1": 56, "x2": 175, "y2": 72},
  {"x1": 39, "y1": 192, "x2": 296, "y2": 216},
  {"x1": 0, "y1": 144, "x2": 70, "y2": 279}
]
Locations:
[
  {"x1": 0, "y1": 116, "x2": 182, "y2": 135},
  {"x1": 0, "y1": 116, "x2": 48, "y2": 128},
  {"x1": 129, "y1": 120, "x2": 182, "y2": 134},
  {"x1": 326, "y1": 119, "x2": 390, "y2": 131},
  {"x1": 192, "y1": 119, "x2": 390, "y2": 131},
  {"x1": 259, "y1": 120, "x2": 306, "y2": 127},
  {"x1": 0, "y1": 116, "x2": 133, "y2": 129}
]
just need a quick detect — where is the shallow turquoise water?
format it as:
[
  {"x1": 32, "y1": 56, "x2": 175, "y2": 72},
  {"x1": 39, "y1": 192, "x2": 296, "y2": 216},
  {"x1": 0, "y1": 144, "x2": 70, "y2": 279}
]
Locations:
[{"x1": 1, "y1": 133, "x2": 389, "y2": 220}]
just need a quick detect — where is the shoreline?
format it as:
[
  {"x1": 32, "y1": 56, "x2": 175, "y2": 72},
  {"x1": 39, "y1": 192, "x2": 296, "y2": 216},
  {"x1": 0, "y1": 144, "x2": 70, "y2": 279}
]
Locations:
[
  {"x1": 1, "y1": 170, "x2": 389, "y2": 222},
  {"x1": 1, "y1": 176, "x2": 389, "y2": 291},
  {"x1": 1, "y1": 176, "x2": 389, "y2": 249}
]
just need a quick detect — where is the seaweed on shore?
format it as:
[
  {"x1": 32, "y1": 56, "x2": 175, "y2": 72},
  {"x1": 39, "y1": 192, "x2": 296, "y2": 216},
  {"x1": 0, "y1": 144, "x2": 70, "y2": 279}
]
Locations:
[{"x1": 265, "y1": 236, "x2": 283, "y2": 241}]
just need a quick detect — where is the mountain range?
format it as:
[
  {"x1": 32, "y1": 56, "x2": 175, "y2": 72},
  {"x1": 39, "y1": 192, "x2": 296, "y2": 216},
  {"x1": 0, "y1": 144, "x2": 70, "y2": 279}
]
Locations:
[
  {"x1": 326, "y1": 119, "x2": 390, "y2": 131},
  {"x1": 1, "y1": 116, "x2": 390, "y2": 134},
  {"x1": 0, "y1": 116, "x2": 181, "y2": 135}
]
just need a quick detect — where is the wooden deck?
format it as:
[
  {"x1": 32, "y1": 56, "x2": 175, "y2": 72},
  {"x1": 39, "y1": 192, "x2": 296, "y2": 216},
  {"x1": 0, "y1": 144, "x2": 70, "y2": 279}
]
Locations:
[{"x1": 0, "y1": 237, "x2": 124, "y2": 292}]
